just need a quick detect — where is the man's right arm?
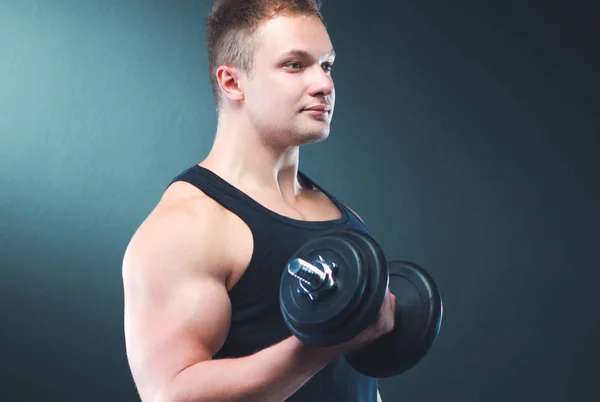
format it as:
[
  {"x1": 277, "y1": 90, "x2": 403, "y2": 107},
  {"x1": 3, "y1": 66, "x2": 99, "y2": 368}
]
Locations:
[{"x1": 122, "y1": 199, "x2": 345, "y2": 402}]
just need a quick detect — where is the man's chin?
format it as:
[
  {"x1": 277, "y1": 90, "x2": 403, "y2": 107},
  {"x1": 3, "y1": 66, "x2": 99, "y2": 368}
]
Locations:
[{"x1": 298, "y1": 130, "x2": 330, "y2": 145}]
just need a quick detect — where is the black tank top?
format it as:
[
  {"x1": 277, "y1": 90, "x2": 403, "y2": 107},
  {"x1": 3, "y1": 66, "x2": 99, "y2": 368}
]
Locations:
[{"x1": 170, "y1": 164, "x2": 378, "y2": 402}]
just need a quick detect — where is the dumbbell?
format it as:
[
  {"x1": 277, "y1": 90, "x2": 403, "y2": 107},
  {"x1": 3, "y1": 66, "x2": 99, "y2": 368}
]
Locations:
[{"x1": 279, "y1": 228, "x2": 443, "y2": 378}]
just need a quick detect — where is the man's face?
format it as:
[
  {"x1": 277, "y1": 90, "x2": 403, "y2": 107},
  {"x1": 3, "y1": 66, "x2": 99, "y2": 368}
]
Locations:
[{"x1": 242, "y1": 14, "x2": 336, "y2": 146}]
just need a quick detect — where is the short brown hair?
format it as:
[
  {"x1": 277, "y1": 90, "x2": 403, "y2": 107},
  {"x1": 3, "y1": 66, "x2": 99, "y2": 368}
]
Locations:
[{"x1": 205, "y1": 0, "x2": 325, "y2": 109}]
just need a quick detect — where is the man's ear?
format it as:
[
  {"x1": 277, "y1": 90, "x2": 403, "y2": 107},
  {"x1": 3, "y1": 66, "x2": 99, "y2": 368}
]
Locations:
[{"x1": 216, "y1": 64, "x2": 245, "y2": 102}]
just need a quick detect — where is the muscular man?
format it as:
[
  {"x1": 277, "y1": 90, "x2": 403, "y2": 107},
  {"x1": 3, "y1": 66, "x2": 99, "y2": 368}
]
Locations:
[{"x1": 122, "y1": 1, "x2": 396, "y2": 401}]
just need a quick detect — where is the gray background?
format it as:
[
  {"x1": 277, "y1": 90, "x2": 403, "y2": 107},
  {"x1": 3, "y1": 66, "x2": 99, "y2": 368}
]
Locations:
[{"x1": 1, "y1": 0, "x2": 598, "y2": 401}]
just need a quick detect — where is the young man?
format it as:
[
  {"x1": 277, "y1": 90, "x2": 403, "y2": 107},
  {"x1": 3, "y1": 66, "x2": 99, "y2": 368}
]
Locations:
[{"x1": 122, "y1": 1, "x2": 396, "y2": 401}]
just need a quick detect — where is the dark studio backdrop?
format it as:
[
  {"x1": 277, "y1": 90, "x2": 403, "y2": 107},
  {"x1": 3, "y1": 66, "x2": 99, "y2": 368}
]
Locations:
[{"x1": 1, "y1": 0, "x2": 598, "y2": 401}]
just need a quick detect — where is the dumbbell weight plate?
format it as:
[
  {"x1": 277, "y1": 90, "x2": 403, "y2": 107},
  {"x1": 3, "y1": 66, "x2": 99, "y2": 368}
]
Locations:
[
  {"x1": 344, "y1": 260, "x2": 443, "y2": 378},
  {"x1": 328, "y1": 229, "x2": 389, "y2": 345},
  {"x1": 280, "y1": 233, "x2": 368, "y2": 346},
  {"x1": 279, "y1": 229, "x2": 388, "y2": 347}
]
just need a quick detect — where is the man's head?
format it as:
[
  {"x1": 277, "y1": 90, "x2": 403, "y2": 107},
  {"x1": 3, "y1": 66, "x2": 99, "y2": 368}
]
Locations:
[{"x1": 206, "y1": 0, "x2": 336, "y2": 146}]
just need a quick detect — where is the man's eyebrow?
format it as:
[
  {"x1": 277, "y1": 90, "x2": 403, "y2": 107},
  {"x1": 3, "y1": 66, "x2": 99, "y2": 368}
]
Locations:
[{"x1": 280, "y1": 49, "x2": 336, "y2": 60}]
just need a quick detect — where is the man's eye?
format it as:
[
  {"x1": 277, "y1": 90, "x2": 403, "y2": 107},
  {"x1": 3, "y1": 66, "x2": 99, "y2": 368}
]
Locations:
[
  {"x1": 322, "y1": 62, "x2": 334, "y2": 73},
  {"x1": 287, "y1": 62, "x2": 302, "y2": 69}
]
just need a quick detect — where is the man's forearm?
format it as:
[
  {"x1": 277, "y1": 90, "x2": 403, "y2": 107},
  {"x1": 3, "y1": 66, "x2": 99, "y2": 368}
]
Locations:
[{"x1": 162, "y1": 336, "x2": 341, "y2": 402}]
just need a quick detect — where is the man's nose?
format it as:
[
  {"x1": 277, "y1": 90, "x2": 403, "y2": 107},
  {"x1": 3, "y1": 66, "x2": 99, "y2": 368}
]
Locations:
[{"x1": 309, "y1": 67, "x2": 334, "y2": 97}]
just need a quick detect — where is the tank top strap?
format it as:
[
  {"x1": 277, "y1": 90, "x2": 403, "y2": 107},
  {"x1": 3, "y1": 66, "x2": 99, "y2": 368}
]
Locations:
[
  {"x1": 170, "y1": 164, "x2": 366, "y2": 232},
  {"x1": 169, "y1": 164, "x2": 271, "y2": 231},
  {"x1": 298, "y1": 170, "x2": 372, "y2": 236}
]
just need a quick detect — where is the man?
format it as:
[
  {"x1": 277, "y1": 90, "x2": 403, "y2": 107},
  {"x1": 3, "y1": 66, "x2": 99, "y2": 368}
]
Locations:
[{"x1": 122, "y1": 1, "x2": 396, "y2": 401}]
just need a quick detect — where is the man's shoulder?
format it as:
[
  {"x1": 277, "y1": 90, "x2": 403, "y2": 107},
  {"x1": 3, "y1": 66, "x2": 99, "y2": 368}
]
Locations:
[
  {"x1": 299, "y1": 171, "x2": 367, "y2": 225},
  {"x1": 125, "y1": 183, "x2": 231, "y2": 270},
  {"x1": 342, "y1": 203, "x2": 366, "y2": 225},
  {"x1": 149, "y1": 182, "x2": 222, "y2": 225}
]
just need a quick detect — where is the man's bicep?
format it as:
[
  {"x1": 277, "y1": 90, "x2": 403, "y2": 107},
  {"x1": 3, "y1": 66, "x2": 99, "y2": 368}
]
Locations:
[
  {"x1": 122, "y1": 205, "x2": 232, "y2": 399},
  {"x1": 124, "y1": 262, "x2": 232, "y2": 399}
]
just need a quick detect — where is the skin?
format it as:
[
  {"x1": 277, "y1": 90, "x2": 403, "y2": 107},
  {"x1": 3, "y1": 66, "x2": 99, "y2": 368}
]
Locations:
[
  {"x1": 206, "y1": 13, "x2": 337, "y2": 199},
  {"x1": 123, "y1": 14, "x2": 395, "y2": 402}
]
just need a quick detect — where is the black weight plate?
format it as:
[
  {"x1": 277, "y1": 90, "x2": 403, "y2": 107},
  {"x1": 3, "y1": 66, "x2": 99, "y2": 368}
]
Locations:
[
  {"x1": 280, "y1": 233, "x2": 367, "y2": 345},
  {"x1": 345, "y1": 260, "x2": 443, "y2": 378},
  {"x1": 326, "y1": 229, "x2": 389, "y2": 344}
]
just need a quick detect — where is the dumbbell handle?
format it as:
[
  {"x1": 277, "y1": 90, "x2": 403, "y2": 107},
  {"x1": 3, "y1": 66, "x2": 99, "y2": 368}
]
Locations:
[{"x1": 287, "y1": 257, "x2": 335, "y2": 299}]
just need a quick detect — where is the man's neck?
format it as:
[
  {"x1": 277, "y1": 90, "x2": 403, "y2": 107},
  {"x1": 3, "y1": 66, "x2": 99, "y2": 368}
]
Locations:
[{"x1": 200, "y1": 119, "x2": 304, "y2": 202}]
